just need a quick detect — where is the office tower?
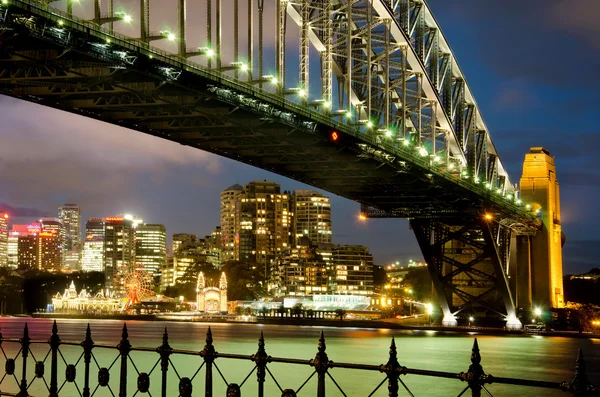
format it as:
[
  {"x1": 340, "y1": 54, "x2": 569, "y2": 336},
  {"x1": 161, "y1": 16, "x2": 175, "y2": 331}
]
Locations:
[
  {"x1": 0, "y1": 213, "x2": 7, "y2": 267},
  {"x1": 81, "y1": 218, "x2": 104, "y2": 272},
  {"x1": 58, "y1": 204, "x2": 81, "y2": 251},
  {"x1": 220, "y1": 184, "x2": 242, "y2": 263},
  {"x1": 7, "y1": 231, "x2": 18, "y2": 268},
  {"x1": 18, "y1": 235, "x2": 38, "y2": 270},
  {"x1": 293, "y1": 190, "x2": 332, "y2": 245},
  {"x1": 135, "y1": 224, "x2": 167, "y2": 276},
  {"x1": 172, "y1": 233, "x2": 197, "y2": 255},
  {"x1": 236, "y1": 181, "x2": 293, "y2": 277},
  {"x1": 82, "y1": 237, "x2": 104, "y2": 272},
  {"x1": 328, "y1": 245, "x2": 374, "y2": 295},
  {"x1": 38, "y1": 230, "x2": 62, "y2": 271},
  {"x1": 85, "y1": 218, "x2": 105, "y2": 239},
  {"x1": 104, "y1": 216, "x2": 135, "y2": 293}
]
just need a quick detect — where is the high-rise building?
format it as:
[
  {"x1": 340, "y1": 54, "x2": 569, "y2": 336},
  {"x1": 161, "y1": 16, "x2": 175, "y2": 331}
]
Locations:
[
  {"x1": 328, "y1": 245, "x2": 374, "y2": 295},
  {"x1": 58, "y1": 204, "x2": 81, "y2": 251},
  {"x1": 172, "y1": 233, "x2": 197, "y2": 255},
  {"x1": 82, "y1": 237, "x2": 104, "y2": 272},
  {"x1": 135, "y1": 224, "x2": 167, "y2": 276},
  {"x1": 0, "y1": 213, "x2": 8, "y2": 267},
  {"x1": 272, "y1": 245, "x2": 328, "y2": 297},
  {"x1": 236, "y1": 181, "x2": 293, "y2": 277},
  {"x1": 293, "y1": 190, "x2": 332, "y2": 245},
  {"x1": 18, "y1": 235, "x2": 38, "y2": 270},
  {"x1": 104, "y1": 216, "x2": 135, "y2": 293},
  {"x1": 82, "y1": 218, "x2": 104, "y2": 273},
  {"x1": 85, "y1": 218, "x2": 105, "y2": 239},
  {"x1": 39, "y1": 218, "x2": 63, "y2": 271},
  {"x1": 38, "y1": 231, "x2": 62, "y2": 271},
  {"x1": 220, "y1": 184, "x2": 242, "y2": 263},
  {"x1": 7, "y1": 231, "x2": 19, "y2": 268}
]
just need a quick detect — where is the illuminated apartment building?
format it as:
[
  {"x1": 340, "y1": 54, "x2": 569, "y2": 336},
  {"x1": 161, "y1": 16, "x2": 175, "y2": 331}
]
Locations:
[{"x1": 293, "y1": 190, "x2": 332, "y2": 245}]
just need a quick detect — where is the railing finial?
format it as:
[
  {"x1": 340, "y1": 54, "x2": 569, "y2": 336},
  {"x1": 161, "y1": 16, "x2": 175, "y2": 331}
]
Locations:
[
  {"x1": 389, "y1": 337, "x2": 398, "y2": 361},
  {"x1": 206, "y1": 326, "x2": 213, "y2": 346},
  {"x1": 121, "y1": 322, "x2": 129, "y2": 340},
  {"x1": 570, "y1": 348, "x2": 592, "y2": 396},
  {"x1": 471, "y1": 338, "x2": 481, "y2": 365},
  {"x1": 318, "y1": 330, "x2": 326, "y2": 354}
]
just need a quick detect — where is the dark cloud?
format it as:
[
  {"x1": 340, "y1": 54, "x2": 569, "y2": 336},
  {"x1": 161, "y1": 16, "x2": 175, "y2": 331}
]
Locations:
[{"x1": 0, "y1": 203, "x2": 48, "y2": 217}]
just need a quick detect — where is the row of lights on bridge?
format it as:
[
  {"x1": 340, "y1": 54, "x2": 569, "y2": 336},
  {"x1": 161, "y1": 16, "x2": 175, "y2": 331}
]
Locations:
[{"x1": 23, "y1": 0, "x2": 540, "y2": 225}]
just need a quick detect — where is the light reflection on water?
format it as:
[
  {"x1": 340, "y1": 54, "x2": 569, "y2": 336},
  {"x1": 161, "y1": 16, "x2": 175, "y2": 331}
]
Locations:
[{"x1": 0, "y1": 318, "x2": 598, "y2": 396}]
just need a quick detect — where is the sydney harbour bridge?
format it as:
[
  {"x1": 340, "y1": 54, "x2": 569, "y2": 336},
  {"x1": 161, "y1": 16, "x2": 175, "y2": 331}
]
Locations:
[{"x1": 0, "y1": 0, "x2": 563, "y2": 327}]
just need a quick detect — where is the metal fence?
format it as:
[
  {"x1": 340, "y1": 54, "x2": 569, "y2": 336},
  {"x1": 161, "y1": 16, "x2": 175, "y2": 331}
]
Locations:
[{"x1": 0, "y1": 321, "x2": 597, "y2": 397}]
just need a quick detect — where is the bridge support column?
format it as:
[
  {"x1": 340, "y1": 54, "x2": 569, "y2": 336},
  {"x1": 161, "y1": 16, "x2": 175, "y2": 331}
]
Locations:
[
  {"x1": 520, "y1": 147, "x2": 564, "y2": 309},
  {"x1": 411, "y1": 218, "x2": 521, "y2": 329}
]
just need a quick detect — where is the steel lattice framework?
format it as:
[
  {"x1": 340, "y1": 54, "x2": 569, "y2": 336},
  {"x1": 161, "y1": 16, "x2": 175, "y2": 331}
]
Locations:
[{"x1": 0, "y1": 0, "x2": 542, "y2": 326}]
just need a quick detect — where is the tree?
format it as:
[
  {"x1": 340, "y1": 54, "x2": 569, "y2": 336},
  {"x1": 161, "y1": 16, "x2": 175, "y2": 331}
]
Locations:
[
  {"x1": 402, "y1": 267, "x2": 432, "y2": 302},
  {"x1": 291, "y1": 304, "x2": 303, "y2": 318},
  {"x1": 164, "y1": 261, "x2": 217, "y2": 301},
  {"x1": 306, "y1": 309, "x2": 315, "y2": 318},
  {"x1": 221, "y1": 260, "x2": 267, "y2": 301},
  {"x1": 276, "y1": 305, "x2": 286, "y2": 317},
  {"x1": 334, "y1": 309, "x2": 347, "y2": 321},
  {"x1": 259, "y1": 306, "x2": 269, "y2": 317}
]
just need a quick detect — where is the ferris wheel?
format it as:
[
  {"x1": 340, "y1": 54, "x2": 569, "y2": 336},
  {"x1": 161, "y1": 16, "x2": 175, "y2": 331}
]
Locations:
[{"x1": 122, "y1": 270, "x2": 153, "y2": 311}]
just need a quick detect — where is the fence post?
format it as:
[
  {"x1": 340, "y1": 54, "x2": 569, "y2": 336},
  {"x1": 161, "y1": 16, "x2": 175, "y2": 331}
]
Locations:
[
  {"x1": 464, "y1": 339, "x2": 484, "y2": 397},
  {"x1": 571, "y1": 348, "x2": 592, "y2": 397},
  {"x1": 117, "y1": 323, "x2": 132, "y2": 397},
  {"x1": 201, "y1": 327, "x2": 216, "y2": 397},
  {"x1": 17, "y1": 323, "x2": 31, "y2": 397},
  {"x1": 252, "y1": 331, "x2": 270, "y2": 397},
  {"x1": 48, "y1": 320, "x2": 60, "y2": 397},
  {"x1": 380, "y1": 338, "x2": 403, "y2": 397},
  {"x1": 81, "y1": 324, "x2": 94, "y2": 397},
  {"x1": 157, "y1": 327, "x2": 172, "y2": 397},
  {"x1": 310, "y1": 331, "x2": 330, "y2": 397}
]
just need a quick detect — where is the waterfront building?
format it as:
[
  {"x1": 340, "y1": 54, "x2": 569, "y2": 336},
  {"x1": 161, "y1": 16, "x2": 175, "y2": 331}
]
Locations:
[
  {"x1": 104, "y1": 216, "x2": 135, "y2": 293},
  {"x1": 196, "y1": 272, "x2": 228, "y2": 313},
  {"x1": 172, "y1": 233, "x2": 197, "y2": 255},
  {"x1": 58, "y1": 204, "x2": 81, "y2": 252},
  {"x1": 328, "y1": 245, "x2": 374, "y2": 295},
  {"x1": 135, "y1": 223, "x2": 167, "y2": 275},
  {"x1": 52, "y1": 281, "x2": 122, "y2": 313},
  {"x1": 236, "y1": 181, "x2": 293, "y2": 277},
  {"x1": 220, "y1": 184, "x2": 242, "y2": 263},
  {"x1": 272, "y1": 245, "x2": 328, "y2": 297},
  {"x1": 293, "y1": 190, "x2": 332, "y2": 245},
  {"x1": 0, "y1": 213, "x2": 7, "y2": 267}
]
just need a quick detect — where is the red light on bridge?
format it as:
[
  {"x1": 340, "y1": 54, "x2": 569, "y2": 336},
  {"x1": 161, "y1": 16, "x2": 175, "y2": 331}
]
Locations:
[{"x1": 330, "y1": 131, "x2": 339, "y2": 141}]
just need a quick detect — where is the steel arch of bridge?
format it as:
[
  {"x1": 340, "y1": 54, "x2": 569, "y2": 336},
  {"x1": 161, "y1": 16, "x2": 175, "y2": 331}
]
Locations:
[{"x1": 0, "y1": 0, "x2": 540, "y2": 325}]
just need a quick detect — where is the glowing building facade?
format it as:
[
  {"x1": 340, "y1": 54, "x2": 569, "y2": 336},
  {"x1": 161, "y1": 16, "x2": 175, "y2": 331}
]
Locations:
[
  {"x1": 58, "y1": 204, "x2": 81, "y2": 251},
  {"x1": 293, "y1": 190, "x2": 332, "y2": 245},
  {"x1": 135, "y1": 223, "x2": 167, "y2": 275},
  {"x1": 104, "y1": 217, "x2": 135, "y2": 292},
  {"x1": 236, "y1": 181, "x2": 293, "y2": 277},
  {"x1": 220, "y1": 184, "x2": 242, "y2": 263},
  {"x1": 0, "y1": 213, "x2": 7, "y2": 267}
]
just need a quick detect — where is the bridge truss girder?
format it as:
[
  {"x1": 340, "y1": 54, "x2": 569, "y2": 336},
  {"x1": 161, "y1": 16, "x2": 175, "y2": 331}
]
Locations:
[
  {"x1": 410, "y1": 218, "x2": 521, "y2": 328},
  {"x1": 285, "y1": 0, "x2": 511, "y2": 195}
]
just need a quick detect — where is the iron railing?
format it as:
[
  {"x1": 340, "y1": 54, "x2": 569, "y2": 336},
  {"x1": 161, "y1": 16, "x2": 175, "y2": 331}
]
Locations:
[{"x1": 0, "y1": 321, "x2": 597, "y2": 397}]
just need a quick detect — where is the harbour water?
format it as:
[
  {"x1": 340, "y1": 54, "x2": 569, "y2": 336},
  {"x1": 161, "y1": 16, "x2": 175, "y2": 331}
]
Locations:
[{"x1": 0, "y1": 318, "x2": 598, "y2": 396}]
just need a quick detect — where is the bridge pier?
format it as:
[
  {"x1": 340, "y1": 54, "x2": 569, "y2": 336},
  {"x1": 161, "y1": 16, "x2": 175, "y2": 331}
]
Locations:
[
  {"x1": 520, "y1": 147, "x2": 564, "y2": 309},
  {"x1": 411, "y1": 218, "x2": 521, "y2": 329}
]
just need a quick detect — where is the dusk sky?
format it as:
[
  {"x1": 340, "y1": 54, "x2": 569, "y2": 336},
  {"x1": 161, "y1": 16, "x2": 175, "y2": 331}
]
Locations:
[{"x1": 1, "y1": 0, "x2": 599, "y2": 274}]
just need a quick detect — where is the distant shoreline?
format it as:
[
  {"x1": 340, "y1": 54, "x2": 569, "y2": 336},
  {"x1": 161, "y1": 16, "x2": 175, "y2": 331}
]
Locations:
[{"x1": 25, "y1": 313, "x2": 599, "y2": 339}]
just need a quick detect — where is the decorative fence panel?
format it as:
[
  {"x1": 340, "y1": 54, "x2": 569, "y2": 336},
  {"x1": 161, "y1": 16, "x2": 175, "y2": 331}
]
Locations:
[{"x1": 0, "y1": 322, "x2": 597, "y2": 396}]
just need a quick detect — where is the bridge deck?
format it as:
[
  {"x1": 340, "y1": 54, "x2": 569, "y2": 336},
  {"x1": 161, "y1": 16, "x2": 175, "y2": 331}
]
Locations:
[{"x1": 0, "y1": 0, "x2": 537, "y2": 228}]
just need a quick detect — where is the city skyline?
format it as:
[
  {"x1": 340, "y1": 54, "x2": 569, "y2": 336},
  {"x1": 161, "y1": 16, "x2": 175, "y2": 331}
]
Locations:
[{"x1": 0, "y1": 0, "x2": 599, "y2": 274}]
